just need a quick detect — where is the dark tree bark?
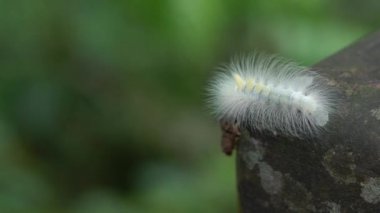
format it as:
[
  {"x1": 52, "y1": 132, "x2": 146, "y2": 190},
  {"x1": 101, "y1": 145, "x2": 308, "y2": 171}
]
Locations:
[{"x1": 237, "y1": 31, "x2": 380, "y2": 213}]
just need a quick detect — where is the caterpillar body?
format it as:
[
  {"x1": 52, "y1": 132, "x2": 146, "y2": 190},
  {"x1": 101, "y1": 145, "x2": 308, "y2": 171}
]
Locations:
[{"x1": 207, "y1": 53, "x2": 335, "y2": 139}]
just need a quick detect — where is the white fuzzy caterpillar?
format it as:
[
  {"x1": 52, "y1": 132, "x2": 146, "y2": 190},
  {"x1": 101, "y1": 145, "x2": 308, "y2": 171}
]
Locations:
[{"x1": 207, "y1": 53, "x2": 335, "y2": 138}]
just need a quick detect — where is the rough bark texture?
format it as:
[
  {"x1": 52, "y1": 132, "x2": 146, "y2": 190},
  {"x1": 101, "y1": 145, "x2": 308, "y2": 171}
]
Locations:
[{"x1": 237, "y1": 31, "x2": 380, "y2": 213}]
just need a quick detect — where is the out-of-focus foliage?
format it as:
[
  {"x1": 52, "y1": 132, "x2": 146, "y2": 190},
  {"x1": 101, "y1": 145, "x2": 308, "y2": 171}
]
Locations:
[{"x1": 0, "y1": 0, "x2": 378, "y2": 212}]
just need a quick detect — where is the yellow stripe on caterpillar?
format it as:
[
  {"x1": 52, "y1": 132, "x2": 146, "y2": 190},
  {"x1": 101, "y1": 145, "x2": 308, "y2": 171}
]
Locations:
[
  {"x1": 246, "y1": 78, "x2": 255, "y2": 91},
  {"x1": 233, "y1": 73, "x2": 246, "y2": 91}
]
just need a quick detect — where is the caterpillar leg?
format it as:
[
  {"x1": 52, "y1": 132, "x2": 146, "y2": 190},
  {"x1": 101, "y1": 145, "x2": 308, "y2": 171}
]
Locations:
[{"x1": 220, "y1": 120, "x2": 241, "y2": 156}]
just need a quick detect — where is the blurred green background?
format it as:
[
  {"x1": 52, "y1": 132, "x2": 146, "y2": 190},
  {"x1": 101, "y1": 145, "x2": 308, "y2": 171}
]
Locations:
[{"x1": 0, "y1": 0, "x2": 378, "y2": 212}]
